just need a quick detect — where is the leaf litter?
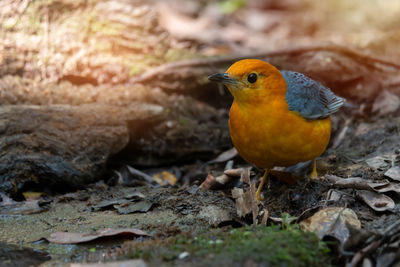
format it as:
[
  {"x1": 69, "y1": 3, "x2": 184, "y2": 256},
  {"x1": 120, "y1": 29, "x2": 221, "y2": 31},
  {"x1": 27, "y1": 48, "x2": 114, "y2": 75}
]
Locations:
[
  {"x1": 45, "y1": 228, "x2": 149, "y2": 244},
  {"x1": 1, "y1": 0, "x2": 400, "y2": 266}
]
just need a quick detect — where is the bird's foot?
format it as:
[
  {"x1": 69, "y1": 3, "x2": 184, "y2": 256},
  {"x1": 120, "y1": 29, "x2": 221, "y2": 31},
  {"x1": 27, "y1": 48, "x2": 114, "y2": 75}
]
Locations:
[
  {"x1": 255, "y1": 170, "x2": 269, "y2": 201},
  {"x1": 310, "y1": 159, "x2": 318, "y2": 179}
]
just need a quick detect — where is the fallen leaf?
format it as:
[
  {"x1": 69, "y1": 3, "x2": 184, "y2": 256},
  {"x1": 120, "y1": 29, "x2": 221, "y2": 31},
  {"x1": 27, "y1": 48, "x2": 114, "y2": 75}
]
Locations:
[
  {"x1": 231, "y1": 168, "x2": 259, "y2": 224},
  {"x1": 115, "y1": 201, "x2": 153, "y2": 214},
  {"x1": 124, "y1": 191, "x2": 146, "y2": 200},
  {"x1": 300, "y1": 207, "x2": 361, "y2": 244},
  {"x1": 153, "y1": 171, "x2": 177, "y2": 186},
  {"x1": 231, "y1": 188, "x2": 252, "y2": 217},
  {"x1": 70, "y1": 259, "x2": 147, "y2": 267},
  {"x1": 384, "y1": 166, "x2": 400, "y2": 181},
  {"x1": 202, "y1": 147, "x2": 238, "y2": 167},
  {"x1": 356, "y1": 190, "x2": 395, "y2": 212},
  {"x1": 365, "y1": 156, "x2": 391, "y2": 170},
  {"x1": 92, "y1": 199, "x2": 132, "y2": 211},
  {"x1": 46, "y1": 228, "x2": 149, "y2": 244},
  {"x1": 368, "y1": 180, "x2": 400, "y2": 194}
]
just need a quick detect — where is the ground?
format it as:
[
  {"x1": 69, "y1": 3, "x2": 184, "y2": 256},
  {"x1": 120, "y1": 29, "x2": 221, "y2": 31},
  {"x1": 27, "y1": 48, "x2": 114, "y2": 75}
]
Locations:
[{"x1": 1, "y1": 0, "x2": 400, "y2": 266}]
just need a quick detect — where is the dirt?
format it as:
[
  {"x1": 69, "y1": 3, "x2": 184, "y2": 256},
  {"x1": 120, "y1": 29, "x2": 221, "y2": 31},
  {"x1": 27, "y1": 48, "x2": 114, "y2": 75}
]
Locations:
[{"x1": 1, "y1": 0, "x2": 400, "y2": 266}]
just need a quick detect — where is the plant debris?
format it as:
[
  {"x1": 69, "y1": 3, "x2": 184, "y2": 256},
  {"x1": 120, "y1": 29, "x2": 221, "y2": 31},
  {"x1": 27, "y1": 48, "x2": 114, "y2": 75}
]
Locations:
[
  {"x1": 45, "y1": 228, "x2": 149, "y2": 244},
  {"x1": 300, "y1": 207, "x2": 361, "y2": 244},
  {"x1": 356, "y1": 190, "x2": 395, "y2": 212}
]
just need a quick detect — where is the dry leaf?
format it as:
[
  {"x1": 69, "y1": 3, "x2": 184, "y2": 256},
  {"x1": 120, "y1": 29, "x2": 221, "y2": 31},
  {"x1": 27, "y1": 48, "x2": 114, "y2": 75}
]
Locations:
[
  {"x1": 368, "y1": 180, "x2": 400, "y2": 194},
  {"x1": 384, "y1": 166, "x2": 400, "y2": 181},
  {"x1": 115, "y1": 201, "x2": 153, "y2": 214},
  {"x1": 231, "y1": 168, "x2": 259, "y2": 224},
  {"x1": 300, "y1": 207, "x2": 361, "y2": 244},
  {"x1": 365, "y1": 156, "x2": 391, "y2": 170},
  {"x1": 231, "y1": 188, "x2": 252, "y2": 217},
  {"x1": 46, "y1": 228, "x2": 149, "y2": 244},
  {"x1": 357, "y1": 190, "x2": 395, "y2": 212}
]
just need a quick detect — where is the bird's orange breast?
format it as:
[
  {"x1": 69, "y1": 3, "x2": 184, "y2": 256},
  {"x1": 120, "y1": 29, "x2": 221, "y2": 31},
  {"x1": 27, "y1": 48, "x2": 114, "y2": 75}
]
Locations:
[{"x1": 229, "y1": 95, "x2": 331, "y2": 168}]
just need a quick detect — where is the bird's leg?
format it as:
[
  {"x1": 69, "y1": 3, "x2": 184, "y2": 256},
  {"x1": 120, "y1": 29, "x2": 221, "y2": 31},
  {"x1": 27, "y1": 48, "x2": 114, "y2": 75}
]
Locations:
[
  {"x1": 255, "y1": 169, "x2": 269, "y2": 201},
  {"x1": 310, "y1": 158, "x2": 318, "y2": 179}
]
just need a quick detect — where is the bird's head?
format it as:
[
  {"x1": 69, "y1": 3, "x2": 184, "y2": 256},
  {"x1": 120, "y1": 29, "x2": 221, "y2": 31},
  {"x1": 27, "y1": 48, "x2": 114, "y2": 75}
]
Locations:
[{"x1": 208, "y1": 59, "x2": 286, "y2": 104}]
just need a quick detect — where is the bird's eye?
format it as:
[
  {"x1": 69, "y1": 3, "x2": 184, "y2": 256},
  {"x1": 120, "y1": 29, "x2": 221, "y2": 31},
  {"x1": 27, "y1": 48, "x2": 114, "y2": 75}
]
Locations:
[{"x1": 247, "y1": 73, "x2": 258, "y2": 83}]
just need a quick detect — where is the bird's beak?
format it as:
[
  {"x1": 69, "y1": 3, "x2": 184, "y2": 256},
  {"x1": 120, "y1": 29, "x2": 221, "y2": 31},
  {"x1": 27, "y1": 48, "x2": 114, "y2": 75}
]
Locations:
[{"x1": 208, "y1": 73, "x2": 237, "y2": 85}]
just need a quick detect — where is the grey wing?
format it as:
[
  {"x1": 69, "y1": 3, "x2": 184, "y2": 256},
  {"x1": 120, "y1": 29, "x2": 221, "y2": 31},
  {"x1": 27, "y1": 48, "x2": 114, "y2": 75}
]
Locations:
[{"x1": 281, "y1": 71, "x2": 345, "y2": 120}]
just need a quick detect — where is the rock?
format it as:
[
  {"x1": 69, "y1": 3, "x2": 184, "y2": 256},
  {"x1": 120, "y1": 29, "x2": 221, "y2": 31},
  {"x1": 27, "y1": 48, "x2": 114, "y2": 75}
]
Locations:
[
  {"x1": 198, "y1": 204, "x2": 232, "y2": 226},
  {"x1": 0, "y1": 103, "x2": 163, "y2": 197}
]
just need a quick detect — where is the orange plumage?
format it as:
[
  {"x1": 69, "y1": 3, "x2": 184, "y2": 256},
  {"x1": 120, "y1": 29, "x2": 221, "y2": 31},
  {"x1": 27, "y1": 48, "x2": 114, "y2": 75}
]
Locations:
[{"x1": 209, "y1": 59, "x2": 344, "y2": 200}]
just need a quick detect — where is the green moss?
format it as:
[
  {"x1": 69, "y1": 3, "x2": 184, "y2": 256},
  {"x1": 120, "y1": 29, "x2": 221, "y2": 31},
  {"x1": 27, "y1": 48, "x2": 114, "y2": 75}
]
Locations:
[{"x1": 125, "y1": 224, "x2": 331, "y2": 266}]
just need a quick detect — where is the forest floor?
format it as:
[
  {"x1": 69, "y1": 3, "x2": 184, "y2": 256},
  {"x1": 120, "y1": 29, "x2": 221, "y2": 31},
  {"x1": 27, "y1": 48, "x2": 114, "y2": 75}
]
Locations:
[{"x1": 1, "y1": 0, "x2": 400, "y2": 266}]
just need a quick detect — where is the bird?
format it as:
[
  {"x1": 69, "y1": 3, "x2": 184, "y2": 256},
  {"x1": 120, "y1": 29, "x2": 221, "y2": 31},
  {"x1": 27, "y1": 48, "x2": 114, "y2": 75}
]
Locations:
[{"x1": 208, "y1": 59, "x2": 345, "y2": 200}]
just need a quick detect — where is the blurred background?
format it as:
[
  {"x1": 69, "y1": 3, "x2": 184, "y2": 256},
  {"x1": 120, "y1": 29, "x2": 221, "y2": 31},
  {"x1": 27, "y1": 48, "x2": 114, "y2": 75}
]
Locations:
[{"x1": 2, "y1": 0, "x2": 400, "y2": 93}]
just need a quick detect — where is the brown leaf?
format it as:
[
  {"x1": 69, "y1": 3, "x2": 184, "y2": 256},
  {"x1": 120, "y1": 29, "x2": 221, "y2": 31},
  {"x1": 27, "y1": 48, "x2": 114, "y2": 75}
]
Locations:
[
  {"x1": 46, "y1": 228, "x2": 149, "y2": 244},
  {"x1": 357, "y1": 190, "x2": 395, "y2": 212},
  {"x1": 300, "y1": 207, "x2": 361, "y2": 244}
]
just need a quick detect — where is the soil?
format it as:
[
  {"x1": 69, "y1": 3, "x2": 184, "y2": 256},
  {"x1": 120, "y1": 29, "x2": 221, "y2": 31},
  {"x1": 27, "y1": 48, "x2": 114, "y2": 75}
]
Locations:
[{"x1": 1, "y1": 0, "x2": 400, "y2": 266}]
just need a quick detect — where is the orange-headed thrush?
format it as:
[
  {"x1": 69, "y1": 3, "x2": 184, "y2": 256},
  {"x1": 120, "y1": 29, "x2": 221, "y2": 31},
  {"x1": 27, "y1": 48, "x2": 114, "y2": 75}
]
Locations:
[{"x1": 209, "y1": 59, "x2": 345, "y2": 200}]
